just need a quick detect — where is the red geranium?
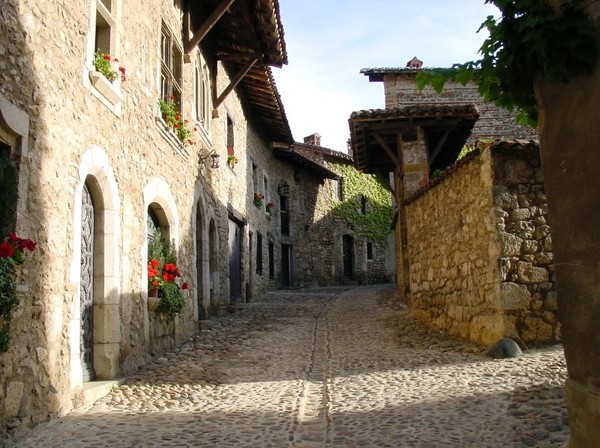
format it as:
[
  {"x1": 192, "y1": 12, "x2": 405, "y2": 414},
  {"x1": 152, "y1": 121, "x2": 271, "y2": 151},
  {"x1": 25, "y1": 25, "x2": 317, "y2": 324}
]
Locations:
[
  {"x1": 1, "y1": 233, "x2": 36, "y2": 264},
  {"x1": 0, "y1": 242, "x2": 14, "y2": 258},
  {"x1": 147, "y1": 258, "x2": 187, "y2": 295}
]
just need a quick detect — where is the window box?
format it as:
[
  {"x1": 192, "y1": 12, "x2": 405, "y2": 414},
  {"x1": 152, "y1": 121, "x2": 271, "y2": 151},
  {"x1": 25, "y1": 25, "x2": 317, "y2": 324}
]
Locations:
[{"x1": 89, "y1": 70, "x2": 122, "y2": 105}]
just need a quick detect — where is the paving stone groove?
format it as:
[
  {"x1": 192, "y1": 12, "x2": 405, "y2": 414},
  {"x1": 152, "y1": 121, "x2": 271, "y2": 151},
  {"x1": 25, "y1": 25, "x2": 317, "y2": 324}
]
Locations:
[{"x1": 3, "y1": 285, "x2": 568, "y2": 448}]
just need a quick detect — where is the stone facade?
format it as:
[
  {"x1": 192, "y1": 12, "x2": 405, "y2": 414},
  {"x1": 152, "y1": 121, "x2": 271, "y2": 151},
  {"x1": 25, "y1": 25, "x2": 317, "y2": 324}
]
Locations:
[
  {"x1": 287, "y1": 143, "x2": 394, "y2": 286},
  {"x1": 0, "y1": 0, "x2": 388, "y2": 436},
  {"x1": 404, "y1": 141, "x2": 557, "y2": 346}
]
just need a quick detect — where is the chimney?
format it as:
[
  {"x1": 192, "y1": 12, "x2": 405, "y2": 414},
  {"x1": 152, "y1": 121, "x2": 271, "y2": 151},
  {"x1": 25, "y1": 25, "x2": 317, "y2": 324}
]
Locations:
[
  {"x1": 406, "y1": 56, "x2": 423, "y2": 69},
  {"x1": 303, "y1": 133, "x2": 321, "y2": 147}
]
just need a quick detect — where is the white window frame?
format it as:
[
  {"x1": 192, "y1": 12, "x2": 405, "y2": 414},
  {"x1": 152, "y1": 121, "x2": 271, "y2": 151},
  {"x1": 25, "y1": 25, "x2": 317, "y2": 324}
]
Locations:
[
  {"x1": 160, "y1": 22, "x2": 183, "y2": 111},
  {"x1": 194, "y1": 52, "x2": 211, "y2": 136},
  {"x1": 85, "y1": 0, "x2": 123, "y2": 113}
]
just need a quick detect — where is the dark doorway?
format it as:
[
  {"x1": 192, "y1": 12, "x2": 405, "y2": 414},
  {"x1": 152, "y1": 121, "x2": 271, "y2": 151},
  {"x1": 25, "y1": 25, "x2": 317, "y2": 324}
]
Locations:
[
  {"x1": 342, "y1": 234, "x2": 354, "y2": 279},
  {"x1": 195, "y1": 205, "x2": 207, "y2": 319},
  {"x1": 281, "y1": 244, "x2": 293, "y2": 287},
  {"x1": 228, "y1": 218, "x2": 243, "y2": 302}
]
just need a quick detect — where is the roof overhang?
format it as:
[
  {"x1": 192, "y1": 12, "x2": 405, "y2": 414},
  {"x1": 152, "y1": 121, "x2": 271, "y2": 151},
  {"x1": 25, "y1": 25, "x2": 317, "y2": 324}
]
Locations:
[
  {"x1": 348, "y1": 105, "x2": 479, "y2": 176},
  {"x1": 273, "y1": 144, "x2": 340, "y2": 179},
  {"x1": 188, "y1": 0, "x2": 293, "y2": 143}
]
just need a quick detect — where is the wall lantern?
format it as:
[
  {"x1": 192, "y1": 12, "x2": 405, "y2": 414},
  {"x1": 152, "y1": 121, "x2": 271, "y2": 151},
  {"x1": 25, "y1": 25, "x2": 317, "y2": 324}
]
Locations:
[
  {"x1": 199, "y1": 149, "x2": 220, "y2": 169},
  {"x1": 278, "y1": 180, "x2": 290, "y2": 196}
]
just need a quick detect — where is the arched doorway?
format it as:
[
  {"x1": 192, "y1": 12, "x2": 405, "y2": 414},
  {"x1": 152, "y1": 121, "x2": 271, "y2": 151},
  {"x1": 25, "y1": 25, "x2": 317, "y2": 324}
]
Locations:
[{"x1": 195, "y1": 205, "x2": 206, "y2": 319}]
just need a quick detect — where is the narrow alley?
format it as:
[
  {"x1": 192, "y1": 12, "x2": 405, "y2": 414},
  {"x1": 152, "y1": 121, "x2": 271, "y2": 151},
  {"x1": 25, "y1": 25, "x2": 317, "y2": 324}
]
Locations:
[{"x1": 6, "y1": 285, "x2": 568, "y2": 448}]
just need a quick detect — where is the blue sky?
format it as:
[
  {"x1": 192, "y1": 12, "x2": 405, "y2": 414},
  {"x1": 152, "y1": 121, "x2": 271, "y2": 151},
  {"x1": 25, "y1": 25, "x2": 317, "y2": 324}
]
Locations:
[{"x1": 272, "y1": 1, "x2": 499, "y2": 151}]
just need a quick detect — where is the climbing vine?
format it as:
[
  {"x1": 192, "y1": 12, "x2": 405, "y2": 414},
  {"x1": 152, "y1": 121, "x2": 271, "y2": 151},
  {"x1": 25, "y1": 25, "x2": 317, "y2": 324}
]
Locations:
[
  {"x1": 415, "y1": 0, "x2": 598, "y2": 126},
  {"x1": 329, "y1": 164, "x2": 393, "y2": 243}
]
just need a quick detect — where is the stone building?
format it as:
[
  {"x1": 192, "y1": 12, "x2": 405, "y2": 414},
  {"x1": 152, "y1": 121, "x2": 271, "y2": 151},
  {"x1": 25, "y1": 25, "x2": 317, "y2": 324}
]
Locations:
[
  {"x1": 349, "y1": 62, "x2": 556, "y2": 347},
  {"x1": 276, "y1": 134, "x2": 395, "y2": 286},
  {"x1": 361, "y1": 59, "x2": 537, "y2": 144},
  {"x1": 0, "y1": 0, "x2": 391, "y2": 435}
]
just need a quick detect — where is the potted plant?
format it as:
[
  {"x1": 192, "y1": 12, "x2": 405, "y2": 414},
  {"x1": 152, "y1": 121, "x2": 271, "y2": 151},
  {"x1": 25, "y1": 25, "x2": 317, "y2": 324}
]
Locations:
[
  {"x1": 266, "y1": 202, "x2": 274, "y2": 215},
  {"x1": 147, "y1": 231, "x2": 187, "y2": 319},
  {"x1": 227, "y1": 148, "x2": 238, "y2": 167},
  {"x1": 0, "y1": 233, "x2": 36, "y2": 353},
  {"x1": 253, "y1": 193, "x2": 265, "y2": 207},
  {"x1": 159, "y1": 96, "x2": 196, "y2": 147},
  {"x1": 93, "y1": 50, "x2": 126, "y2": 83}
]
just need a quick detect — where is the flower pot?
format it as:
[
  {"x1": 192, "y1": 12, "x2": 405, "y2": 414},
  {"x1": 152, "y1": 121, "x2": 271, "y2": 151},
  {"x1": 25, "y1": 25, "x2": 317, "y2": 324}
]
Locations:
[
  {"x1": 89, "y1": 70, "x2": 122, "y2": 105},
  {"x1": 148, "y1": 288, "x2": 159, "y2": 298},
  {"x1": 148, "y1": 296, "x2": 161, "y2": 312}
]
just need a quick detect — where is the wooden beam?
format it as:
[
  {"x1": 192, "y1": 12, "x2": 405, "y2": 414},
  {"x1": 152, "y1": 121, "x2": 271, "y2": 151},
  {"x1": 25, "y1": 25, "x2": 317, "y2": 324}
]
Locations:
[
  {"x1": 185, "y1": 0, "x2": 237, "y2": 54},
  {"x1": 373, "y1": 133, "x2": 399, "y2": 167},
  {"x1": 429, "y1": 128, "x2": 451, "y2": 165},
  {"x1": 213, "y1": 57, "x2": 258, "y2": 110}
]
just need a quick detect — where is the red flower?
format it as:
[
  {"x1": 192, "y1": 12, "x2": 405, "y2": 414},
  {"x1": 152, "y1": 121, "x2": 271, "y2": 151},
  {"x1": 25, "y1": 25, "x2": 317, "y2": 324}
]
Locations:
[
  {"x1": 103, "y1": 54, "x2": 111, "y2": 61},
  {"x1": 152, "y1": 280, "x2": 160, "y2": 288},
  {"x1": 162, "y1": 273, "x2": 170, "y2": 281},
  {"x1": 151, "y1": 259, "x2": 160, "y2": 268},
  {"x1": 0, "y1": 242, "x2": 14, "y2": 258},
  {"x1": 187, "y1": 140, "x2": 193, "y2": 145},
  {"x1": 175, "y1": 115, "x2": 181, "y2": 121},
  {"x1": 114, "y1": 58, "x2": 119, "y2": 63},
  {"x1": 169, "y1": 95, "x2": 175, "y2": 100},
  {"x1": 181, "y1": 282, "x2": 188, "y2": 290},
  {"x1": 8, "y1": 233, "x2": 18, "y2": 242},
  {"x1": 227, "y1": 148, "x2": 234, "y2": 155}
]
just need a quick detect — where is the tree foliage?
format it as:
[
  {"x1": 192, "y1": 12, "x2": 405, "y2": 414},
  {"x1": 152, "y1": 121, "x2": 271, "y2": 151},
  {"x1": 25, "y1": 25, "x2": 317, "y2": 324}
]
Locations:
[{"x1": 415, "y1": 0, "x2": 598, "y2": 126}]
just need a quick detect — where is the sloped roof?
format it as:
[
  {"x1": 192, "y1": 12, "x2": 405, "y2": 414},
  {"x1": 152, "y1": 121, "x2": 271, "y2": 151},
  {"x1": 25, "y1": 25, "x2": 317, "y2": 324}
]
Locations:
[
  {"x1": 272, "y1": 143, "x2": 342, "y2": 179},
  {"x1": 190, "y1": 0, "x2": 293, "y2": 143},
  {"x1": 349, "y1": 105, "x2": 479, "y2": 175}
]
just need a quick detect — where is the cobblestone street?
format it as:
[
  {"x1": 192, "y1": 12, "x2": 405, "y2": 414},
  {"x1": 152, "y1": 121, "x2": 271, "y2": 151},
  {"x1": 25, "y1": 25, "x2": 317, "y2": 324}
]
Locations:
[{"x1": 5, "y1": 285, "x2": 568, "y2": 447}]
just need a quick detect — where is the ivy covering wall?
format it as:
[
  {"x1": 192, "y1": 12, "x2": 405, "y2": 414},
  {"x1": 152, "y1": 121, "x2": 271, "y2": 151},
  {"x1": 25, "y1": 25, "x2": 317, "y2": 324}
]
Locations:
[{"x1": 329, "y1": 163, "x2": 393, "y2": 243}]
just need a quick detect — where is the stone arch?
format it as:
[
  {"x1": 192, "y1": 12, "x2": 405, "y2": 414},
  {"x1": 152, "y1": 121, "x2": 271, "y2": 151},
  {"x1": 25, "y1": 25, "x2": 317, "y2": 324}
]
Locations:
[{"x1": 69, "y1": 146, "x2": 121, "y2": 386}]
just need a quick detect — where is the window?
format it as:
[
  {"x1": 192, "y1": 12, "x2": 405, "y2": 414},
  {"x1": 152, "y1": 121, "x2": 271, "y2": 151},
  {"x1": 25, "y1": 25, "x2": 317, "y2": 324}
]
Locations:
[
  {"x1": 263, "y1": 175, "x2": 269, "y2": 205},
  {"x1": 194, "y1": 54, "x2": 210, "y2": 131},
  {"x1": 280, "y1": 195, "x2": 290, "y2": 236},
  {"x1": 360, "y1": 195, "x2": 367, "y2": 214},
  {"x1": 367, "y1": 242, "x2": 374, "y2": 261},
  {"x1": 256, "y1": 233, "x2": 263, "y2": 275},
  {"x1": 94, "y1": 0, "x2": 116, "y2": 57},
  {"x1": 268, "y1": 241, "x2": 275, "y2": 279},
  {"x1": 334, "y1": 178, "x2": 344, "y2": 201},
  {"x1": 0, "y1": 143, "x2": 18, "y2": 234},
  {"x1": 226, "y1": 115, "x2": 235, "y2": 157},
  {"x1": 252, "y1": 162, "x2": 258, "y2": 193},
  {"x1": 160, "y1": 22, "x2": 183, "y2": 109}
]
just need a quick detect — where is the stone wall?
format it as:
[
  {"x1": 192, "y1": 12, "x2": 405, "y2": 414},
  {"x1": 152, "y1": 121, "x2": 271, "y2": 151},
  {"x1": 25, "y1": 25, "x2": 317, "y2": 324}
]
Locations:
[
  {"x1": 492, "y1": 141, "x2": 559, "y2": 343},
  {"x1": 404, "y1": 142, "x2": 557, "y2": 346}
]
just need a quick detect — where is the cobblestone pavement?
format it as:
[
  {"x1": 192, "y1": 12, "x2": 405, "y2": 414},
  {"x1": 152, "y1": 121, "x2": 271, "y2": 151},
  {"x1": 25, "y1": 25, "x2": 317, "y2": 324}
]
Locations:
[{"x1": 5, "y1": 285, "x2": 568, "y2": 447}]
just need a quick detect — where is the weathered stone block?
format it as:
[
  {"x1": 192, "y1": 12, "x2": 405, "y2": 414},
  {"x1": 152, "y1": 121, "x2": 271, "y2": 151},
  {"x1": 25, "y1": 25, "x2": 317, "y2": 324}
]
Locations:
[
  {"x1": 511, "y1": 208, "x2": 532, "y2": 220},
  {"x1": 522, "y1": 239, "x2": 539, "y2": 254},
  {"x1": 499, "y1": 232, "x2": 523, "y2": 256},
  {"x1": 487, "y1": 337, "x2": 523, "y2": 359},
  {"x1": 535, "y1": 251, "x2": 553, "y2": 265},
  {"x1": 501, "y1": 282, "x2": 531, "y2": 310},
  {"x1": 5, "y1": 382, "x2": 24, "y2": 418}
]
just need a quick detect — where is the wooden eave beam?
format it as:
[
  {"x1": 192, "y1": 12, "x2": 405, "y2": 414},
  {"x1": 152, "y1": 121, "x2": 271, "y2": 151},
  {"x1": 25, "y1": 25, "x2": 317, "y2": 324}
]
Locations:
[
  {"x1": 373, "y1": 133, "x2": 400, "y2": 167},
  {"x1": 213, "y1": 56, "x2": 259, "y2": 110},
  {"x1": 429, "y1": 128, "x2": 451, "y2": 166},
  {"x1": 184, "y1": 0, "x2": 237, "y2": 54}
]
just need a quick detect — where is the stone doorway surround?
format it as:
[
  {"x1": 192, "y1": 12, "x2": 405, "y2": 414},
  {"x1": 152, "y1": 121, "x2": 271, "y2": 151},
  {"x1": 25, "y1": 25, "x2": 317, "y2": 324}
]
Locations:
[{"x1": 69, "y1": 146, "x2": 121, "y2": 387}]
